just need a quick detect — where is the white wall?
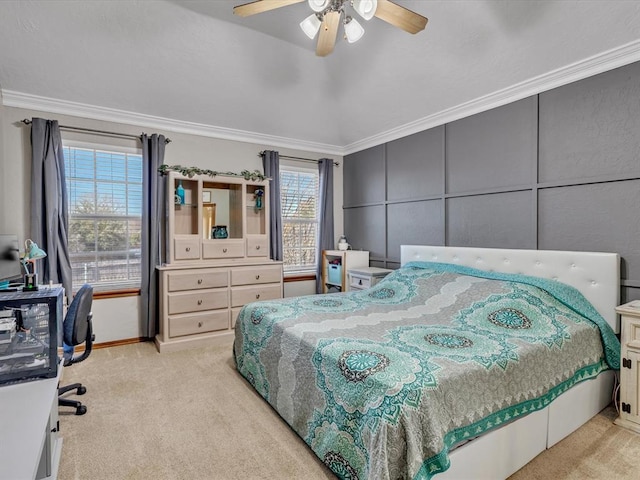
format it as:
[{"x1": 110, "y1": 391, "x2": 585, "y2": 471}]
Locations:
[
  {"x1": 0, "y1": 91, "x2": 5, "y2": 232},
  {"x1": 91, "y1": 295, "x2": 142, "y2": 341},
  {"x1": 284, "y1": 280, "x2": 315, "y2": 298},
  {"x1": 1, "y1": 105, "x2": 341, "y2": 343}
]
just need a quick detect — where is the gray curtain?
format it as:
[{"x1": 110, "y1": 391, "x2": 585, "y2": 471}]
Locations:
[
  {"x1": 316, "y1": 158, "x2": 335, "y2": 294},
  {"x1": 262, "y1": 151, "x2": 283, "y2": 261},
  {"x1": 141, "y1": 134, "x2": 166, "y2": 338},
  {"x1": 30, "y1": 118, "x2": 72, "y2": 300}
]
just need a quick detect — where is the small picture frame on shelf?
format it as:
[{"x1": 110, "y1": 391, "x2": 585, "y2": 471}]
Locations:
[{"x1": 202, "y1": 191, "x2": 212, "y2": 203}]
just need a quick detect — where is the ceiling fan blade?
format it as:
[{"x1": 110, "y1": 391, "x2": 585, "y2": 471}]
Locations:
[
  {"x1": 374, "y1": 0, "x2": 428, "y2": 34},
  {"x1": 316, "y1": 10, "x2": 340, "y2": 57},
  {"x1": 233, "y1": 0, "x2": 304, "y2": 17}
]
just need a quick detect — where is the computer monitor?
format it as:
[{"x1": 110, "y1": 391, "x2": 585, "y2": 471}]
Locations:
[{"x1": 0, "y1": 234, "x2": 22, "y2": 289}]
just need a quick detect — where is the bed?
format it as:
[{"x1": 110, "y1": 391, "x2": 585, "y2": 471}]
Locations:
[{"x1": 233, "y1": 245, "x2": 621, "y2": 479}]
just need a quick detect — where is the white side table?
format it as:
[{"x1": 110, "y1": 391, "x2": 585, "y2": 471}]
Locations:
[{"x1": 348, "y1": 267, "x2": 393, "y2": 291}]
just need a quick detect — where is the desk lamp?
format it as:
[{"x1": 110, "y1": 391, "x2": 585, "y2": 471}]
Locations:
[{"x1": 22, "y1": 239, "x2": 47, "y2": 291}]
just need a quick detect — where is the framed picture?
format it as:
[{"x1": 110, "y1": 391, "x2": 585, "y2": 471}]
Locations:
[{"x1": 202, "y1": 190, "x2": 212, "y2": 203}]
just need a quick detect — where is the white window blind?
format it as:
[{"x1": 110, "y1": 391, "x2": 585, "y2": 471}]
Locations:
[
  {"x1": 280, "y1": 167, "x2": 319, "y2": 272},
  {"x1": 63, "y1": 145, "x2": 143, "y2": 291}
]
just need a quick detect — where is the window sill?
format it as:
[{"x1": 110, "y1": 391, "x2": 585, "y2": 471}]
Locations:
[
  {"x1": 283, "y1": 273, "x2": 316, "y2": 283},
  {"x1": 93, "y1": 288, "x2": 141, "y2": 300}
]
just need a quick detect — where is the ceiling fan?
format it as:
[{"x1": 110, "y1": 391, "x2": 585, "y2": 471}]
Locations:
[{"x1": 233, "y1": 0, "x2": 428, "y2": 57}]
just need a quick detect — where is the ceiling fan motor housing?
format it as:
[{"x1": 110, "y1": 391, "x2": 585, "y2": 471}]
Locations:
[{"x1": 233, "y1": 0, "x2": 428, "y2": 56}]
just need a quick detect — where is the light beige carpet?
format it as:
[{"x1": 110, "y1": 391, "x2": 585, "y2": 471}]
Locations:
[{"x1": 58, "y1": 342, "x2": 640, "y2": 480}]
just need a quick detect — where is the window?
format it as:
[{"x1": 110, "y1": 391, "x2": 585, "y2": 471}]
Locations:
[
  {"x1": 280, "y1": 166, "x2": 319, "y2": 273},
  {"x1": 63, "y1": 144, "x2": 143, "y2": 291}
]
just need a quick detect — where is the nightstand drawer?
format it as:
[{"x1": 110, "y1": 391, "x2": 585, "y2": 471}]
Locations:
[
  {"x1": 622, "y1": 315, "x2": 640, "y2": 350},
  {"x1": 169, "y1": 310, "x2": 229, "y2": 337},
  {"x1": 231, "y1": 265, "x2": 282, "y2": 286},
  {"x1": 168, "y1": 289, "x2": 228, "y2": 315},
  {"x1": 350, "y1": 274, "x2": 372, "y2": 289},
  {"x1": 167, "y1": 269, "x2": 229, "y2": 292},
  {"x1": 231, "y1": 284, "x2": 282, "y2": 307},
  {"x1": 348, "y1": 267, "x2": 392, "y2": 291}
]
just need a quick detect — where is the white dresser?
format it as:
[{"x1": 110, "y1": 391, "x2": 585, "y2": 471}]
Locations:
[
  {"x1": 156, "y1": 171, "x2": 283, "y2": 353},
  {"x1": 156, "y1": 262, "x2": 282, "y2": 353}
]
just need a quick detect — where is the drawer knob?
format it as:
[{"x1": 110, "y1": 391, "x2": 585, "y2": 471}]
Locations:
[
  {"x1": 223, "y1": 248, "x2": 228, "y2": 253},
  {"x1": 186, "y1": 247, "x2": 191, "y2": 252},
  {"x1": 197, "y1": 279, "x2": 203, "y2": 284},
  {"x1": 198, "y1": 321, "x2": 203, "y2": 328},
  {"x1": 256, "y1": 275, "x2": 260, "y2": 280},
  {"x1": 256, "y1": 294, "x2": 260, "y2": 299},
  {"x1": 197, "y1": 299, "x2": 203, "y2": 305},
  {"x1": 256, "y1": 245, "x2": 260, "y2": 250}
]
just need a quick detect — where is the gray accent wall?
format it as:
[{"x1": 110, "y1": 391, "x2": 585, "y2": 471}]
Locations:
[{"x1": 343, "y1": 61, "x2": 640, "y2": 303}]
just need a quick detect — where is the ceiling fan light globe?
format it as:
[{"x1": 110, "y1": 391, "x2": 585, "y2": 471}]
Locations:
[
  {"x1": 344, "y1": 17, "x2": 364, "y2": 43},
  {"x1": 300, "y1": 14, "x2": 322, "y2": 39},
  {"x1": 308, "y1": 0, "x2": 330, "y2": 13},
  {"x1": 352, "y1": 0, "x2": 377, "y2": 21}
]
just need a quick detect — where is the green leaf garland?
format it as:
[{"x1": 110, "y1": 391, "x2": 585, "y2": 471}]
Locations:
[{"x1": 158, "y1": 164, "x2": 268, "y2": 181}]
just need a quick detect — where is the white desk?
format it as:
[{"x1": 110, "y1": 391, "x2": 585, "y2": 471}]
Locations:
[{"x1": 0, "y1": 365, "x2": 63, "y2": 480}]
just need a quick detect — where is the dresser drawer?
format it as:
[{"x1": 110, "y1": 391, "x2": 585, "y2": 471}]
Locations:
[
  {"x1": 174, "y1": 237, "x2": 200, "y2": 260},
  {"x1": 231, "y1": 307, "x2": 243, "y2": 329},
  {"x1": 202, "y1": 240, "x2": 245, "y2": 259},
  {"x1": 168, "y1": 289, "x2": 228, "y2": 315},
  {"x1": 169, "y1": 310, "x2": 229, "y2": 338},
  {"x1": 231, "y1": 265, "x2": 282, "y2": 286},
  {"x1": 231, "y1": 284, "x2": 282, "y2": 307},
  {"x1": 246, "y1": 235, "x2": 268, "y2": 257},
  {"x1": 167, "y1": 269, "x2": 228, "y2": 292}
]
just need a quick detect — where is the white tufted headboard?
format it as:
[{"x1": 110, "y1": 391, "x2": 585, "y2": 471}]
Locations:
[{"x1": 400, "y1": 245, "x2": 620, "y2": 333}]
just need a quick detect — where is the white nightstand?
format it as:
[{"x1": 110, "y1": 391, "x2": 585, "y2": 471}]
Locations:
[
  {"x1": 615, "y1": 301, "x2": 640, "y2": 433},
  {"x1": 348, "y1": 267, "x2": 393, "y2": 291}
]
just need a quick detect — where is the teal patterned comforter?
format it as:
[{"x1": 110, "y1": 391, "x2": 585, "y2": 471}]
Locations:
[{"x1": 233, "y1": 262, "x2": 620, "y2": 479}]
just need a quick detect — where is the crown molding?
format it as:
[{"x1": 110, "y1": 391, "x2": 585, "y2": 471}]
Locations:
[
  {"x1": 1, "y1": 90, "x2": 344, "y2": 156},
  {"x1": 3, "y1": 38, "x2": 640, "y2": 158},
  {"x1": 342, "y1": 39, "x2": 640, "y2": 155}
]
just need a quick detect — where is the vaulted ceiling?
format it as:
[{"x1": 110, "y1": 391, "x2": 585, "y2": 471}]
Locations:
[{"x1": 1, "y1": 0, "x2": 639, "y2": 154}]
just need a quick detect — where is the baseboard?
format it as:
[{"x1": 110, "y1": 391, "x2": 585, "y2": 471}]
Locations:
[
  {"x1": 59, "y1": 337, "x2": 148, "y2": 355},
  {"x1": 92, "y1": 337, "x2": 148, "y2": 349}
]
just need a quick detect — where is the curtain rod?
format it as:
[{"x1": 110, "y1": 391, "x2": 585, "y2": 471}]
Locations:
[
  {"x1": 259, "y1": 151, "x2": 339, "y2": 167},
  {"x1": 21, "y1": 119, "x2": 172, "y2": 144}
]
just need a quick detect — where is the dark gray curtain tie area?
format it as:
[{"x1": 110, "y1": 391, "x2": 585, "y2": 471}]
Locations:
[
  {"x1": 262, "y1": 150, "x2": 283, "y2": 262},
  {"x1": 316, "y1": 158, "x2": 335, "y2": 294},
  {"x1": 140, "y1": 133, "x2": 166, "y2": 338},
  {"x1": 29, "y1": 117, "x2": 73, "y2": 301}
]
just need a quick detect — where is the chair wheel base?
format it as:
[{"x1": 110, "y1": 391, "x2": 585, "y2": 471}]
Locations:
[
  {"x1": 75, "y1": 405, "x2": 87, "y2": 415},
  {"x1": 77, "y1": 386, "x2": 87, "y2": 395}
]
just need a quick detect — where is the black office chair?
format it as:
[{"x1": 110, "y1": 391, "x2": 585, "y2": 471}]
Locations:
[{"x1": 58, "y1": 284, "x2": 94, "y2": 415}]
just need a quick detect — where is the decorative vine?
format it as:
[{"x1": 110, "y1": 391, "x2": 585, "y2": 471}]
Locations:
[{"x1": 158, "y1": 164, "x2": 268, "y2": 181}]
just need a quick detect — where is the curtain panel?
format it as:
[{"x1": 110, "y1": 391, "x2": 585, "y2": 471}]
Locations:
[
  {"x1": 262, "y1": 151, "x2": 283, "y2": 262},
  {"x1": 30, "y1": 118, "x2": 73, "y2": 300},
  {"x1": 141, "y1": 134, "x2": 166, "y2": 338},
  {"x1": 316, "y1": 158, "x2": 335, "y2": 293}
]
